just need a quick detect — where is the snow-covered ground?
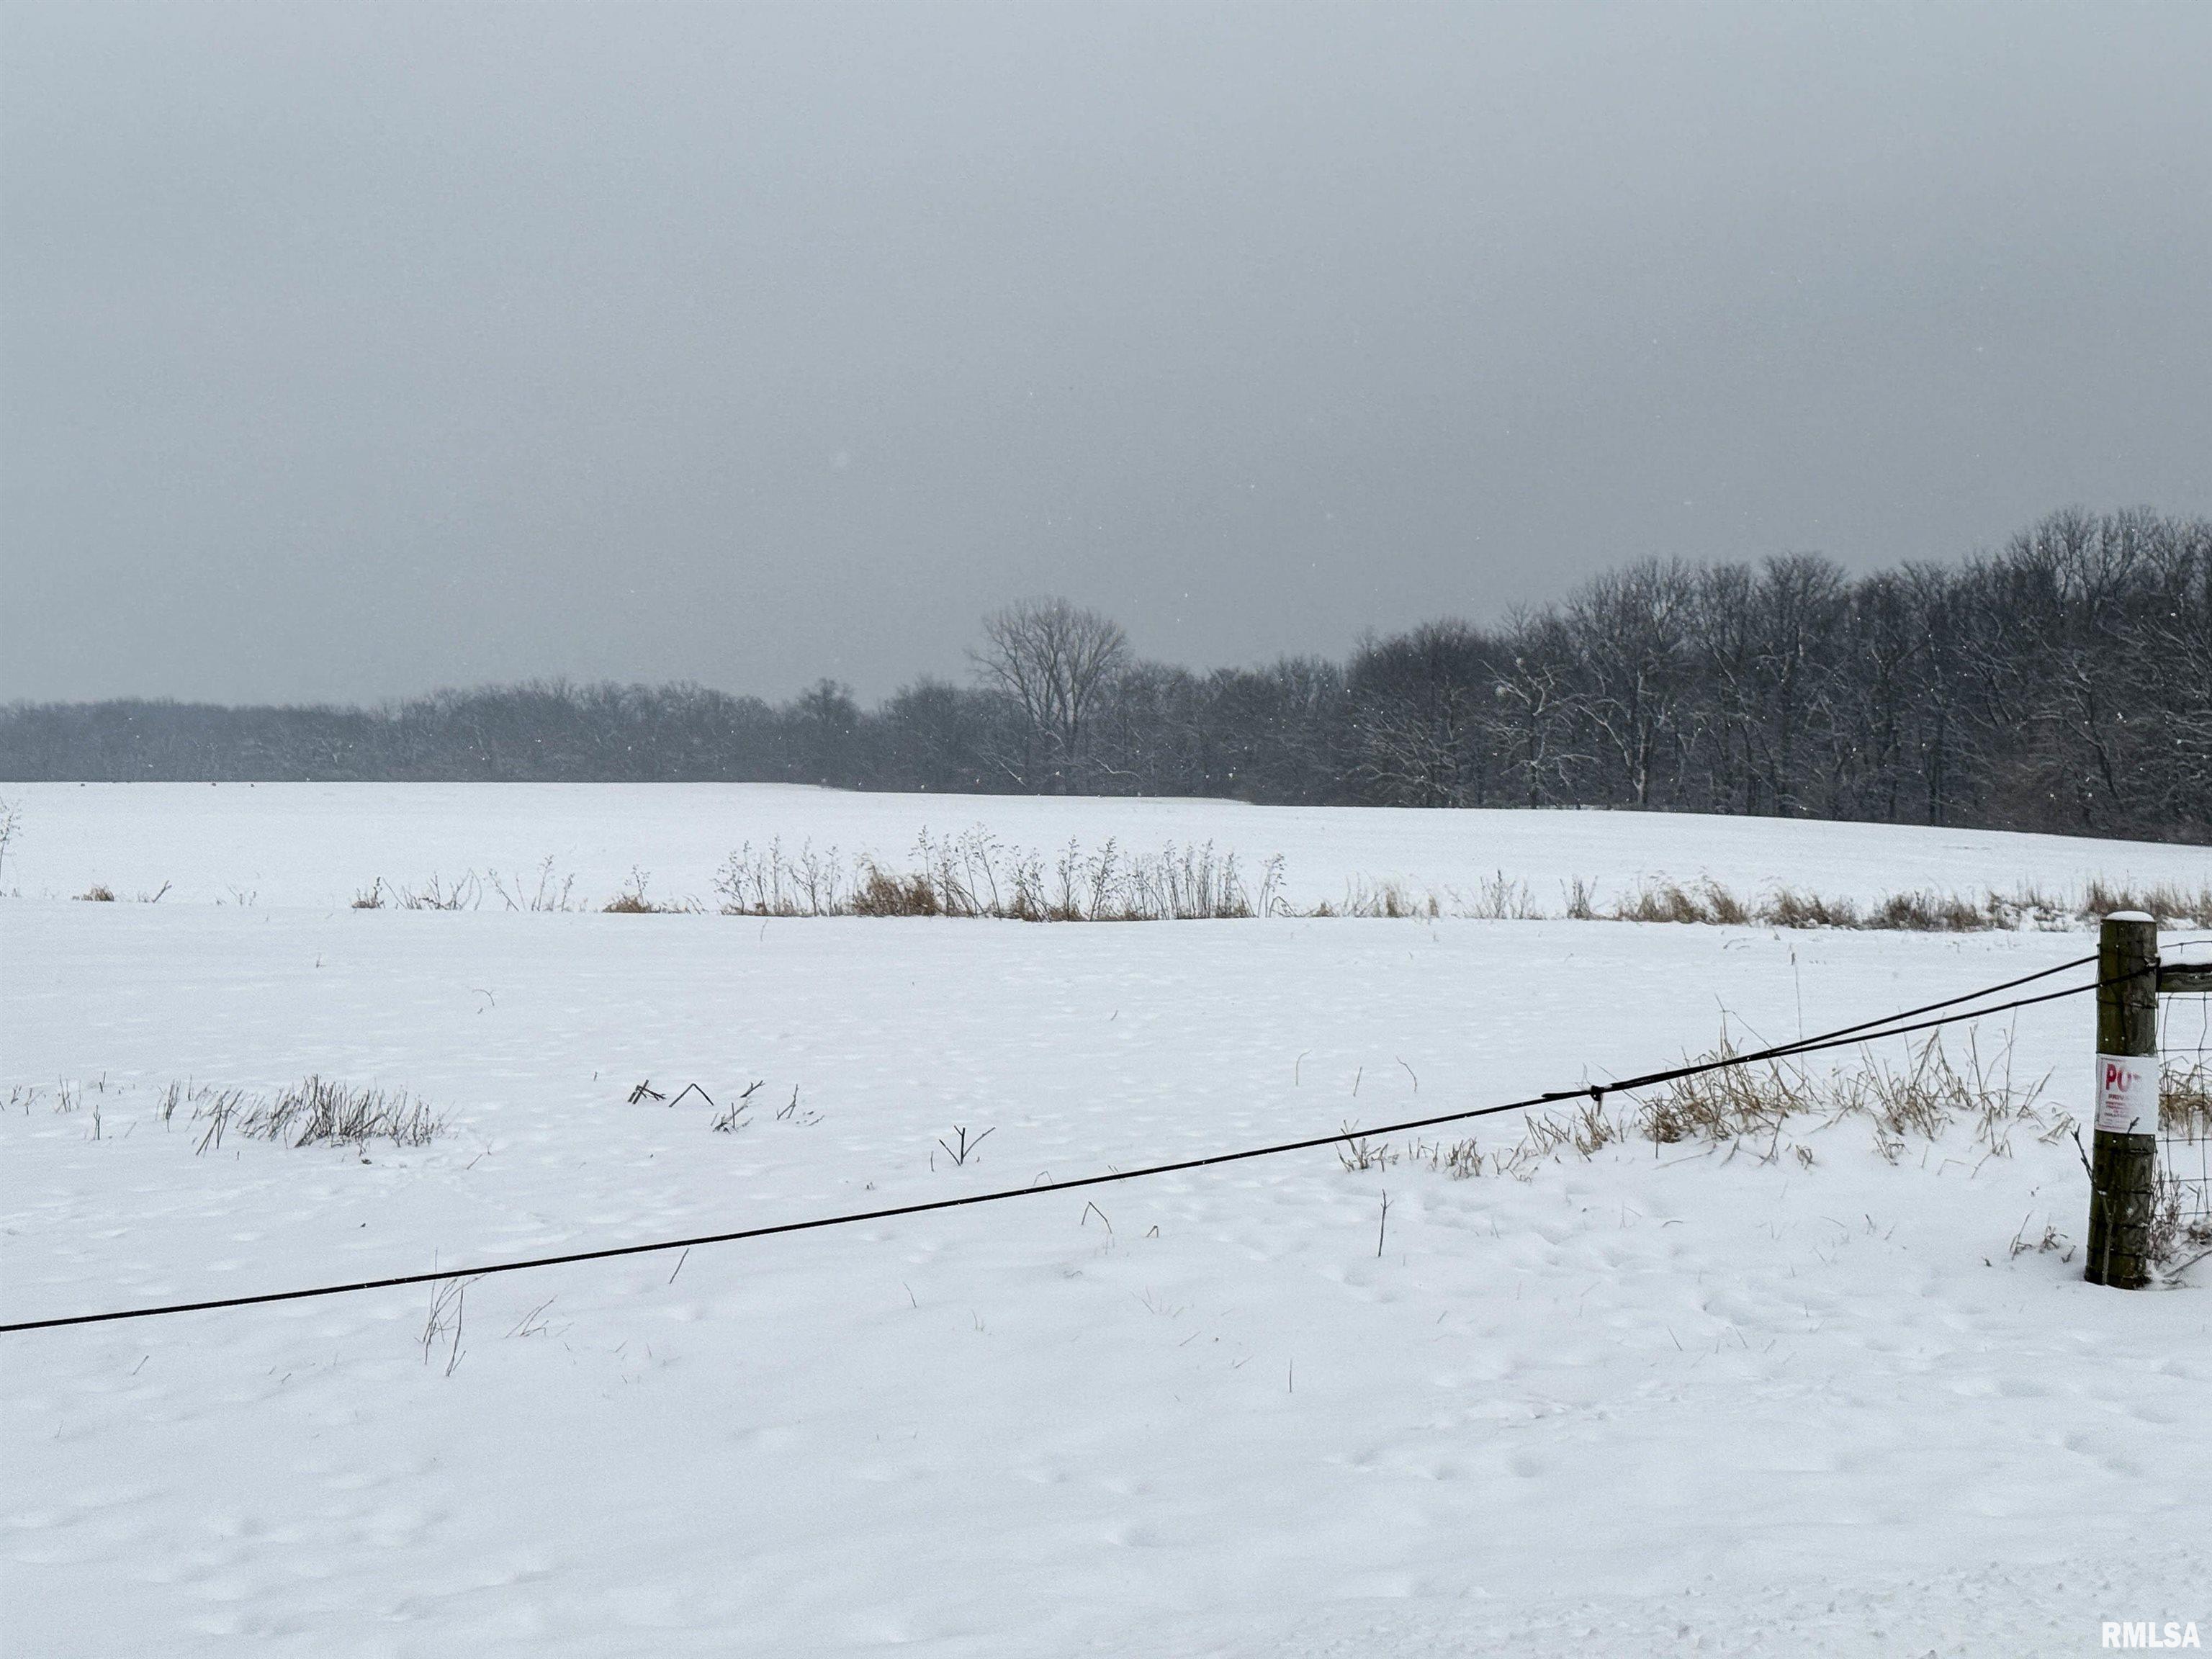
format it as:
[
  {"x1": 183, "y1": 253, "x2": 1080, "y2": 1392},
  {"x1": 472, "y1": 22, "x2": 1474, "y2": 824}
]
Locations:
[
  {"x1": 4, "y1": 781, "x2": 2209, "y2": 913},
  {"x1": 3, "y1": 791, "x2": 2208, "y2": 1657}
]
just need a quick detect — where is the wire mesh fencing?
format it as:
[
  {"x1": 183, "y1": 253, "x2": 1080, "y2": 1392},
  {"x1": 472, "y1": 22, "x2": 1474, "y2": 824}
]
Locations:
[{"x1": 2156, "y1": 986, "x2": 2212, "y2": 1264}]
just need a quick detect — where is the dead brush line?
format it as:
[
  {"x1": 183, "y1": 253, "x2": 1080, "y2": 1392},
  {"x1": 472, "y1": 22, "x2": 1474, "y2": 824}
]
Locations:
[
  {"x1": 329, "y1": 832, "x2": 2209, "y2": 930},
  {"x1": 714, "y1": 830, "x2": 1267, "y2": 922},
  {"x1": 683, "y1": 850, "x2": 2212, "y2": 930}
]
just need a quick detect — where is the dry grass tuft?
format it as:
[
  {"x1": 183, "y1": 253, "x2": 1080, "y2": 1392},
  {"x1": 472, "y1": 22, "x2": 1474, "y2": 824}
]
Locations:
[
  {"x1": 1867, "y1": 891, "x2": 1989, "y2": 931},
  {"x1": 1385, "y1": 1028, "x2": 2056, "y2": 1186},
  {"x1": 2149, "y1": 1184, "x2": 2212, "y2": 1268},
  {"x1": 1611, "y1": 882, "x2": 1709, "y2": 925},
  {"x1": 73, "y1": 883, "x2": 116, "y2": 902},
  {"x1": 1632, "y1": 1041, "x2": 1810, "y2": 1146},
  {"x1": 2083, "y1": 878, "x2": 2212, "y2": 929},
  {"x1": 386, "y1": 873, "x2": 482, "y2": 911},
  {"x1": 1610, "y1": 880, "x2": 1753, "y2": 926},
  {"x1": 1336, "y1": 1125, "x2": 1398, "y2": 1172},
  {"x1": 1326, "y1": 878, "x2": 1430, "y2": 920},
  {"x1": 849, "y1": 865, "x2": 945, "y2": 917},
  {"x1": 1450, "y1": 871, "x2": 1541, "y2": 920},
  {"x1": 2163, "y1": 1058, "x2": 2212, "y2": 1137},
  {"x1": 1634, "y1": 1028, "x2": 2048, "y2": 1160},
  {"x1": 163, "y1": 1076, "x2": 444, "y2": 1153},
  {"x1": 491, "y1": 856, "x2": 583, "y2": 912},
  {"x1": 603, "y1": 867, "x2": 702, "y2": 914},
  {"x1": 1764, "y1": 887, "x2": 1861, "y2": 928}
]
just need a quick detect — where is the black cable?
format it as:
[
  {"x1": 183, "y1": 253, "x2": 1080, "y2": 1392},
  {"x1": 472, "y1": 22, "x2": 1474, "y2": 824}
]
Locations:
[
  {"x1": 1529, "y1": 950, "x2": 2097, "y2": 1100},
  {"x1": 1591, "y1": 959, "x2": 2125, "y2": 1090},
  {"x1": 0, "y1": 953, "x2": 2113, "y2": 1336}
]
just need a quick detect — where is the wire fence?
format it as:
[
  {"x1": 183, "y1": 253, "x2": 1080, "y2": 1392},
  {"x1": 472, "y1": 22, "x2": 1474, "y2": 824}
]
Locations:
[
  {"x1": 8, "y1": 947, "x2": 2211, "y2": 1335},
  {"x1": 2157, "y1": 984, "x2": 2212, "y2": 1258},
  {"x1": 1, "y1": 953, "x2": 2119, "y2": 1336}
]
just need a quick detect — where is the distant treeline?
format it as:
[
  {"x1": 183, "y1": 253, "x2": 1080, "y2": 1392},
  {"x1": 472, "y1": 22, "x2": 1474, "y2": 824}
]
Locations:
[{"x1": 6, "y1": 508, "x2": 2208, "y2": 842}]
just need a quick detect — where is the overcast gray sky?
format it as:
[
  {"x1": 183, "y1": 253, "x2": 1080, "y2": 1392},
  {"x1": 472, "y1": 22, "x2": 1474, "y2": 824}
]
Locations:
[{"x1": 4, "y1": 3, "x2": 2208, "y2": 706}]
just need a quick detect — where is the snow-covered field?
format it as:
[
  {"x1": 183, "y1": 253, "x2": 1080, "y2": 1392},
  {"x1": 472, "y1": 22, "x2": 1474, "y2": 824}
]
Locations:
[
  {"x1": 4, "y1": 788, "x2": 2208, "y2": 1657},
  {"x1": 5, "y1": 781, "x2": 2211, "y2": 913}
]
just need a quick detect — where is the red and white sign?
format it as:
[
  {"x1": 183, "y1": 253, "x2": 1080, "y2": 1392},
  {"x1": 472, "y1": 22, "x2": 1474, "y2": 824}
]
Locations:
[{"x1": 2095, "y1": 1053, "x2": 2157, "y2": 1136}]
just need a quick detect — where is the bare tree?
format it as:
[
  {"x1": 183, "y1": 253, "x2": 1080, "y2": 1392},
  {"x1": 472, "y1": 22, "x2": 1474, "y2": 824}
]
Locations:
[
  {"x1": 968, "y1": 598, "x2": 1130, "y2": 793},
  {"x1": 1567, "y1": 561, "x2": 1694, "y2": 809},
  {"x1": 1347, "y1": 621, "x2": 1494, "y2": 807},
  {"x1": 1486, "y1": 612, "x2": 1586, "y2": 808}
]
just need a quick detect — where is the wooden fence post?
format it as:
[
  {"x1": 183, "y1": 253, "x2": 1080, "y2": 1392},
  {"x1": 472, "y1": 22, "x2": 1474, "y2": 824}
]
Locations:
[{"x1": 2085, "y1": 912, "x2": 2159, "y2": 1289}]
